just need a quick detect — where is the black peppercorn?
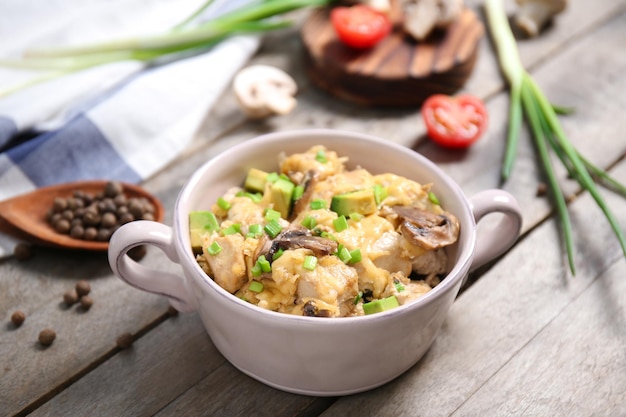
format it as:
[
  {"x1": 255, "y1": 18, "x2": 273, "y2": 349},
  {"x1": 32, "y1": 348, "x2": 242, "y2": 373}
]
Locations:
[
  {"x1": 10, "y1": 310, "x2": 25, "y2": 327},
  {"x1": 39, "y1": 328, "x2": 56, "y2": 346},
  {"x1": 116, "y1": 333, "x2": 134, "y2": 349},
  {"x1": 76, "y1": 280, "x2": 91, "y2": 297}
]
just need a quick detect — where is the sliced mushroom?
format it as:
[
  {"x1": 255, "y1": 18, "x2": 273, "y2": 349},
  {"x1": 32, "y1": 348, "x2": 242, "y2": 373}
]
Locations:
[
  {"x1": 290, "y1": 170, "x2": 320, "y2": 220},
  {"x1": 254, "y1": 226, "x2": 338, "y2": 264},
  {"x1": 392, "y1": 205, "x2": 459, "y2": 250},
  {"x1": 514, "y1": 0, "x2": 567, "y2": 37},
  {"x1": 233, "y1": 65, "x2": 297, "y2": 119},
  {"x1": 400, "y1": 0, "x2": 464, "y2": 41}
]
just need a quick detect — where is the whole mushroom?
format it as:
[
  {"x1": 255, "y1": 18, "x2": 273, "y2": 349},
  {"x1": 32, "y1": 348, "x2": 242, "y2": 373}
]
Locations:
[
  {"x1": 233, "y1": 65, "x2": 298, "y2": 119},
  {"x1": 401, "y1": 0, "x2": 464, "y2": 41},
  {"x1": 514, "y1": 0, "x2": 568, "y2": 37}
]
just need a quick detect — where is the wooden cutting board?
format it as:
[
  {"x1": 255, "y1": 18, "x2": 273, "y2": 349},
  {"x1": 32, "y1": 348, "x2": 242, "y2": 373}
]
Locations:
[{"x1": 301, "y1": 4, "x2": 484, "y2": 107}]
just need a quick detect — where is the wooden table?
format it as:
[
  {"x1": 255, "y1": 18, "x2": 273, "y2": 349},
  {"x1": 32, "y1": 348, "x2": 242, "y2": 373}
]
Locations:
[{"x1": 2, "y1": 1, "x2": 625, "y2": 415}]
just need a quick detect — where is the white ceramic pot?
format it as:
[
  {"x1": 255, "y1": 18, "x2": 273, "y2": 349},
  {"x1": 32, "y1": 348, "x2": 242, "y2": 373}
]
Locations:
[{"x1": 108, "y1": 129, "x2": 522, "y2": 396}]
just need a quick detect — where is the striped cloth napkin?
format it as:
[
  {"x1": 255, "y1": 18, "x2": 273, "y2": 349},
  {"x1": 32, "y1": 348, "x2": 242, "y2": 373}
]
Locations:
[{"x1": 0, "y1": 0, "x2": 260, "y2": 202}]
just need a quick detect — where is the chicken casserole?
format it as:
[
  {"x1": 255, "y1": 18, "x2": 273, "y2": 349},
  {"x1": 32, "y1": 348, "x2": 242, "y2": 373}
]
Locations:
[{"x1": 191, "y1": 146, "x2": 459, "y2": 317}]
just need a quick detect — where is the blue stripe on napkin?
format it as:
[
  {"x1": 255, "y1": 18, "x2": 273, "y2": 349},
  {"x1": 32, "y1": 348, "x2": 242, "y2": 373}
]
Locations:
[
  {"x1": 6, "y1": 115, "x2": 141, "y2": 187},
  {"x1": 0, "y1": 116, "x2": 17, "y2": 149}
]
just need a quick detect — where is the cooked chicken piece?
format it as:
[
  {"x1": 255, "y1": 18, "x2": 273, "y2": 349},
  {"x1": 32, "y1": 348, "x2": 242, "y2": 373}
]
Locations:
[
  {"x1": 410, "y1": 247, "x2": 448, "y2": 275},
  {"x1": 291, "y1": 170, "x2": 321, "y2": 219},
  {"x1": 368, "y1": 230, "x2": 412, "y2": 276},
  {"x1": 374, "y1": 173, "x2": 431, "y2": 208},
  {"x1": 202, "y1": 233, "x2": 248, "y2": 293},
  {"x1": 334, "y1": 214, "x2": 403, "y2": 298},
  {"x1": 310, "y1": 168, "x2": 376, "y2": 203},
  {"x1": 395, "y1": 280, "x2": 433, "y2": 304},
  {"x1": 280, "y1": 145, "x2": 346, "y2": 182},
  {"x1": 226, "y1": 195, "x2": 266, "y2": 228},
  {"x1": 269, "y1": 249, "x2": 359, "y2": 317}
]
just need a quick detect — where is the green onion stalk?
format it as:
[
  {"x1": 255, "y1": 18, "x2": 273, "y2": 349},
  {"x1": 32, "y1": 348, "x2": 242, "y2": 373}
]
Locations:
[
  {"x1": 484, "y1": 0, "x2": 626, "y2": 274},
  {"x1": 0, "y1": 0, "x2": 332, "y2": 97}
]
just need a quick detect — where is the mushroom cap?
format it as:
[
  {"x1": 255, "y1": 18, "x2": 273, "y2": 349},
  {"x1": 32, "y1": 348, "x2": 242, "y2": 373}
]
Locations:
[
  {"x1": 391, "y1": 205, "x2": 460, "y2": 250},
  {"x1": 514, "y1": 0, "x2": 568, "y2": 37},
  {"x1": 233, "y1": 64, "x2": 298, "y2": 119}
]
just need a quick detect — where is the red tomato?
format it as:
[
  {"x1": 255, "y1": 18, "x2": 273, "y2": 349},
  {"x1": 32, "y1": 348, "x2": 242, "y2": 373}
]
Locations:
[
  {"x1": 421, "y1": 94, "x2": 488, "y2": 149},
  {"x1": 330, "y1": 5, "x2": 392, "y2": 49}
]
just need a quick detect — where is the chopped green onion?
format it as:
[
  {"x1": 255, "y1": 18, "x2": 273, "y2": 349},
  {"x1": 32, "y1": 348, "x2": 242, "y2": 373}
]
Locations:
[
  {"x1": 301, "y1": 215, "x2": 317, "y2": 230},
  {"x1": 217, "y1": 197, "x2": 231, "y2": 210},
  {"x1": 353, "y1": 291, "x2": 363, "y2": 305},
  {"x1": 314, "y1": 229, "x2": 336, "y2": 240},
  {"x1": 279, "y1": 173, "x2": 291, "y2": 181},
  {"x1": 349, "y1": 249, "x2": 362, "y2": 264},
  {"x1": 237, "y1": 191, "x2": 263, "y2": 202},
  {"x1": 207, "y1": 241, "x2": 222, "y2": 255},
  {"x1": 221, "y1": 223, "x2": 241, "y2": 236},
  {"x1": 292, "y1": 185, "x2": 304, "y2": 201},
  {"x1": 249, "y1": 280, "x2": 264, "y2": 293},
  {"x1": 374, "y1": 184, "x2": 387, "y2": 204},
  {"x1": 315, "y1": 150, "x2": 328, "y2": 163},
  {"x1": 264, "y1": 219, "x2": 283, "y2": 238},
  {"x1": 333, "y1": 215, "x2": 349, "y2": 232},
  {"x1": 257, "y1": 255, "x2": 271, "y2": 273},
  {"x1": 309, "y1": 199, "x2": 326, "y2": 210},
  {"x1": 251, "y1": 263, "x2": 262, "y2": 277},
  {"x1": 303, "y1": 255, "x2": 318, "y2": 271},
  {"x1": 428, "y1": 191, "x2": 440, "y2": 205},
  {"x1": 337, "y1": 246, "x2": 352, "y2": 263},
  {"x1": 394, "y1": 281, "x2": 405, "y2": 292},
  {"x1": 246, "y1": 224, "x2": 263, "y2": 239},
  {"x1": 272, "y1": 248, "x2": 284, "y2": 261},
  {"x1": 247, "y1": 192, "x2": 263, "y2": 203},
  {"x1": 264, "y1": 208, "x2": 281, "y2": 222}
]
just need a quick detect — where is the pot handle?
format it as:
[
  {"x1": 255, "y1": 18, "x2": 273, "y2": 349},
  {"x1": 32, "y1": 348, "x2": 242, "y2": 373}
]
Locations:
[
  {"x1": 469, "y1": 189, "x2": 523, "y2": 272},
  {"x1": 108, "y1": 220, "x2": 196, "y2": 313}
]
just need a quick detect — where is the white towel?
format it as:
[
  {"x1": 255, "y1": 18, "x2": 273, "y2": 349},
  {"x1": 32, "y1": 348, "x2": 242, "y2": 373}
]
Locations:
[{"x1": 0, "y1": 0, "x2": 260, "y2": 201}]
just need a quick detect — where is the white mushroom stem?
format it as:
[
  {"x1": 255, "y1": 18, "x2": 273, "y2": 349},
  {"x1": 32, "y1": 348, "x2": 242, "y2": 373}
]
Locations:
[
  {"x1": 233, "y1": 65, "x2": 298, "y2": 119},
  {"x1": 514, "y1": 0, "x2": 567, "y2": 37}
]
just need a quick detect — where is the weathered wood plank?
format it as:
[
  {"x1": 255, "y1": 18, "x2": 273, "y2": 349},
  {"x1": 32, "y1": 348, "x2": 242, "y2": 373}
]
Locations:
[
  {"x1": 3, "y1": 1, "x2": 626, "y2": 416},
  {"x1": 28, "y1": 313, "x2": 222, "y2": 417},
  {"x1": 452, "y1": 257, "x2": 626, "y2": 417},
  {"x1": 317, "y1": 141, "x2": 626, "y2": 417}
]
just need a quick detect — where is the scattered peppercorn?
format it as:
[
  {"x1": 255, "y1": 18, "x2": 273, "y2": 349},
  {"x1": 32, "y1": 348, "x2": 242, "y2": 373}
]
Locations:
[
  {"x1": 46, "y1": 181, "x2": 156, "y2": 243},
  {"x1": 76, "y1": 280, "x2": 91, "y2": 297},
  {"x1": 80, "y1": 296, "x2": 94, "y2": 310},
  {"x1": 38, "y1": 328, "x2": 56, "y2": 346},
  {"x1": 13, "y1": 243, "x2": 33, "y2": 261},
  {"x1": 63, "y1": 289, "x2": 79, "y2": 306},
  {"x1": 536, "y1": 182, "x2": 547, "y2": 197},
  {"x1": 116, "y1": 333, "x2": 134, "y2": 349},
  {"x1": 10, "y1": 310, "x2": 26, "y2": 327}
]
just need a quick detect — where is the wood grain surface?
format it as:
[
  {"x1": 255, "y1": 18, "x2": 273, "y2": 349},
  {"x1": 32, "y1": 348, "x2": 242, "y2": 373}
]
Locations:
[
  {"x1": 301, "y1": 3, "x2": 484, "y2": 106},
  {"x1": 2, "y1": 1, "x2": 626, "y2": 416}
]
